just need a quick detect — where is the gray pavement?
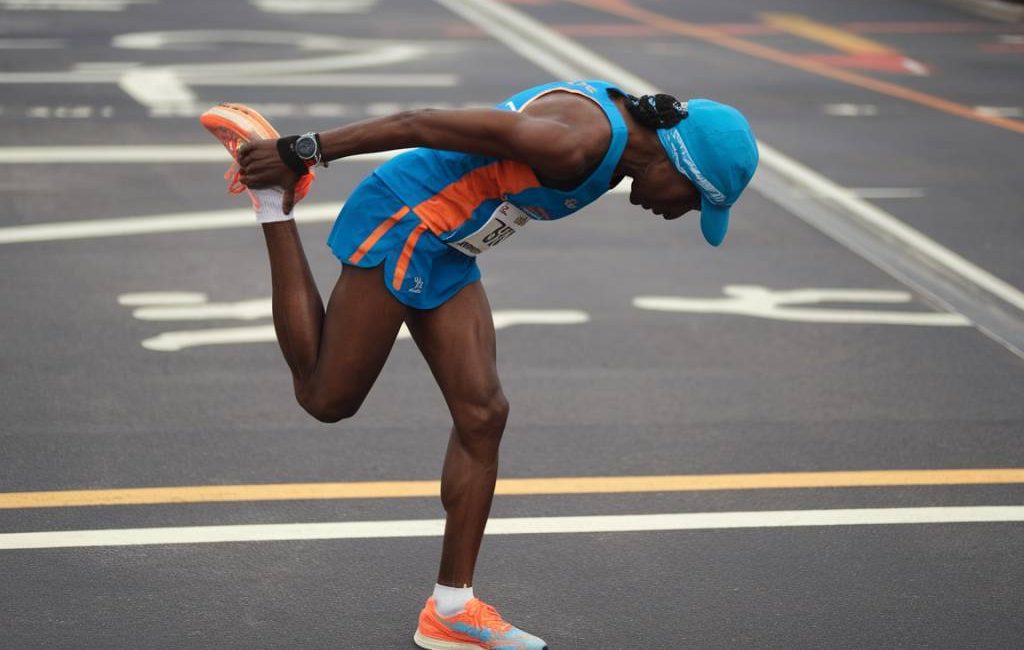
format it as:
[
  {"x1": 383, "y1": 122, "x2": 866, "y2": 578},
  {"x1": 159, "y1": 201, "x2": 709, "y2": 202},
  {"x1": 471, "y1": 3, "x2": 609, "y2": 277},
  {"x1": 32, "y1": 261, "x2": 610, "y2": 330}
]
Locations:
[{"x1": 1, "y1": 0, "x2": 1023, "y2": 648}]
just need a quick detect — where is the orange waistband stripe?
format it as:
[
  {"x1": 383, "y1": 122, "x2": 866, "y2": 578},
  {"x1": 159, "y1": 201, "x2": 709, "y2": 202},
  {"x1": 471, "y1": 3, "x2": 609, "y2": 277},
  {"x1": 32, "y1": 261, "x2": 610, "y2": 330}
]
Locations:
[
  {"x1": 392, "y1": 223, "x2": 429, "y2": 290},
  {"x1": 348, "y1": 205, "x2": 410, "y2": 265},
  {"x1": 414, "y1": 160, "x2": 539, "y2": 234}
]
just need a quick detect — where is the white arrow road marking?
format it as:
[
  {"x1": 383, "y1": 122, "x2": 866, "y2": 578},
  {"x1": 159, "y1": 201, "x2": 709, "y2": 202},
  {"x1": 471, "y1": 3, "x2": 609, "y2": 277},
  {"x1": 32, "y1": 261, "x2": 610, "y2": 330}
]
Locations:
[
  {"x1": 137, "y1": 312, "x2": 590, "y2": 352},
  {"x1": 634, "y1": 285, "x2": 970, "y2": 326},
  {"x1": 0, "y1": 30, "x2": 459, "y2": 114},
  {"x1": 112, "y1": 31, "x2": 437, "y2": 114},
  {"x1": 119, "y1": 292, "x2": 591, "y2": 351}
]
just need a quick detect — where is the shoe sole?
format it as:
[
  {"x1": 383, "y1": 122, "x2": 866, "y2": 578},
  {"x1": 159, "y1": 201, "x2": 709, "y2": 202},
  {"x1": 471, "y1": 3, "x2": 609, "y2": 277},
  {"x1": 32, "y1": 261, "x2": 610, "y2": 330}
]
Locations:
[
  {"x1": 199, "y1": 103, "x2": 314, "y2": 202},
  {"x1": 220, "y1": 102, "x2": 280, "y2": 139},
  {"x1": 199, "y1": 104, "x2": 279, "y2": 160},
  {"x1": 413, "y1": 630, "x2": 487, "y2": 650}
]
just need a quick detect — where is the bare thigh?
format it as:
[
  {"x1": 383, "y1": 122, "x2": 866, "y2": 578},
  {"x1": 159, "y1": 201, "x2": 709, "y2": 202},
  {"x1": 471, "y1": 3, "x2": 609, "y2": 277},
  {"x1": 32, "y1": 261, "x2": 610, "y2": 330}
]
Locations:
[
  {"x1": 405, "y1": 281, "x2": 505, "y2": 435},
  {"x1": 300, "y1": 264, "x2": 407, "y2": 419}
]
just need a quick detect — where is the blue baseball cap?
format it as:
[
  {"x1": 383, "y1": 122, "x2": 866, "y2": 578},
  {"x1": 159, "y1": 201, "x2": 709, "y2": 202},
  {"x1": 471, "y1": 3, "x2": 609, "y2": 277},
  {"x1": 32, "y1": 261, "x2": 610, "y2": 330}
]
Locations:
[{"x1": 656, "y1": 98, "x2": 759, "y2": 246}]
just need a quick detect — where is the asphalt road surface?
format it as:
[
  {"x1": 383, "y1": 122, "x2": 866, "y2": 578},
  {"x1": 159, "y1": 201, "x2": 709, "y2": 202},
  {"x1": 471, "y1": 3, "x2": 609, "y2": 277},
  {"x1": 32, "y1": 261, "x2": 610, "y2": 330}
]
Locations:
[{"x1": 2, "y1": 0, "x2": 1023, "y2": 648}]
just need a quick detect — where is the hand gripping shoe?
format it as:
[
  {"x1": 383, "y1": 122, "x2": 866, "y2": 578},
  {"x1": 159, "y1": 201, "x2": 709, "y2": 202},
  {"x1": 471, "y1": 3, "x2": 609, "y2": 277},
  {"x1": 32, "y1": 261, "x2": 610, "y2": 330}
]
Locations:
[{"x1": 199, "y1": 102, "x2": 315, "y2": 212}]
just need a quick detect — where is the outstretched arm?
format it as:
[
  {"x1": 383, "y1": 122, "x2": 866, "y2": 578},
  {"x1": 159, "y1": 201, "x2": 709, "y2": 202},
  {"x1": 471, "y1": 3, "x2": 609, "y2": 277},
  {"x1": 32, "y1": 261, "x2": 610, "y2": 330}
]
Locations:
[
  {"x1": 237, "y1": 108, "x2": 587, "y2": 211},
  {"x1": 324, "y1": 108, "x2": 586, "y2": 172}
]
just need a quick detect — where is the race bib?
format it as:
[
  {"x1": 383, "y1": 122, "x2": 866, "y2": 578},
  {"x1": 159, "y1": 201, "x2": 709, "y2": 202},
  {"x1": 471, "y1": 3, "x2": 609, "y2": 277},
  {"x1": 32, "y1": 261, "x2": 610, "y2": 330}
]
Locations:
[{"x1": 448, "y1": 201, "x2": 531, "y2": 257}]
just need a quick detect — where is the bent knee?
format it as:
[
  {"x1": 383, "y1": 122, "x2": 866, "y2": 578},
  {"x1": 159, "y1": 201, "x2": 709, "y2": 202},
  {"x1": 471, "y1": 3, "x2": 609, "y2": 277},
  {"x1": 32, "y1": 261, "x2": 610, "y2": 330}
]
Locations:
[
  {"x1": 296, "y1": 387, "x2": 362, "y2": 424},
  {"x1": 455, "y1": 391, "x2": 510, "y2": 439}
]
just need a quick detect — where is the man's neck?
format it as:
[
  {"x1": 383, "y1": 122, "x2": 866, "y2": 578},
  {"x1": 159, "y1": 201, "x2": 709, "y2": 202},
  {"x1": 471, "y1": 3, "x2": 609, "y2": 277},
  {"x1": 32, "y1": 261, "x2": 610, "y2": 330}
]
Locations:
[{"x1": 611, "y1": 94, "x2": 663, "y2": 179}]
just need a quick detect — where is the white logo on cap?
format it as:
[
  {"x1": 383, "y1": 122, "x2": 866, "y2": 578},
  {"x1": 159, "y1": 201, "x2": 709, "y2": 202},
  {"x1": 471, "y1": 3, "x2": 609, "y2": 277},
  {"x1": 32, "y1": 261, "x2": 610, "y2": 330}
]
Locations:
[{"x1": 664, "y1": 129, "x2": 726, "y2": 205}]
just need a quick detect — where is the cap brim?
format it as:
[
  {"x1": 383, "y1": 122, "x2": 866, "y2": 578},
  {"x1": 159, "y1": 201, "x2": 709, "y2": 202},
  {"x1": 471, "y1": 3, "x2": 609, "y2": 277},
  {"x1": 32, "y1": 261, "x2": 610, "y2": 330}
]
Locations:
[{"x1": 700, "y1": 197, "x2": 730, "y2": 247}]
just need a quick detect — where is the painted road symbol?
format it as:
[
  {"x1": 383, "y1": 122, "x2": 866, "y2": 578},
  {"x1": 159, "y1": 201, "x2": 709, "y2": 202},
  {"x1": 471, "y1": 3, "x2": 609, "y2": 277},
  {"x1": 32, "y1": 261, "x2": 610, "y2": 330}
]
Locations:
[
  {"x1": 119, "y1": 292, "x2": 589, "y2": 351},
  {"x1": 633, "y1": 285, "x2": 970, "y2": 326},
  {"x1": 0, "y1": 30, "x2": 458, "y2": 117}
]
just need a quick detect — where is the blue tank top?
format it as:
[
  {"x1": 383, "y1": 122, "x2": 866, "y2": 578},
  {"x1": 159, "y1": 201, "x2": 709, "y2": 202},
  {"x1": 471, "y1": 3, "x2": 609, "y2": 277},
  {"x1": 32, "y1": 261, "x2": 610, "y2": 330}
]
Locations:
[{"x1": 372, "y1": 80, "x2": 629, "y2": 243}]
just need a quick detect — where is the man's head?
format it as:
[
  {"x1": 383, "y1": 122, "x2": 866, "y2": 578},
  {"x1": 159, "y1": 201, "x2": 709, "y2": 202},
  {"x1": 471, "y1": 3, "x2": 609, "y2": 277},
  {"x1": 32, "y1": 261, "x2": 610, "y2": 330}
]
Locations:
[{"x1": 626, "y1": 94, "x2": 759, "y2": 246}]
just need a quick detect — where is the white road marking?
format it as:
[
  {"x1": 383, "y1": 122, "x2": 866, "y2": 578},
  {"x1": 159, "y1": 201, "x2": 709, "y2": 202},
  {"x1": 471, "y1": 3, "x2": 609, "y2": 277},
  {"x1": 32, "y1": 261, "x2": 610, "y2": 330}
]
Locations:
[
  {"x1": 251, "y1": 0, "x2": 378, "y2": 13},
  {"x1": 118, "y1": 68, "x2": 195, "y2": 115},
  {"x1": 491, "y1": 310, "x2": 589, "y2": 328},
  {"x1": 118, "y1": 292, "x2": 208, "y2": 306},
  {"x1": 1, "y1": 149, "x2": 602, "y2": 245},
  {"x1": 73, "y1": 61, "x2": 142, "y2": 71},
  {"x1": 115, "y1": 31, "x2": 432, "y2": 114},
  {"x1": 0, "y1": 158, "x2": 618, "y2": 247},
  {"x1": 434, "y1": 0, "x2": 583, "y2": 80},
  {"x1": 0, "y1": 30, "x2": 454, "y2": 115},
  {"x1": 0, "y1": 203, "x2": 341, "y2": 245},
  {"x1": 130, "y1": 298, "x2": 273, "y2": 322},
  {"x1": 847, "y1": 187, "x2": 926, "y2": 200},
  {"x1": 142, "y1": 326, "x2": 277, "y2": 352},
  {"x1": 975, "y1": 105, "x2": 1023, "y2": 118},
  {"x1": 2, "y1": 506, "x2": 1022, "y2": 550},
  {"x1": 760, "y1": 145, "x2": 1024, "y2": 316},
  {"x1": 634, "y1": 285, "x2": 970, "y2": 326},
  {"x1": 0, "y1": 146, "x2": 402, "y2": 165},
  {"x1": 823, "y1": 103, "x2": 879, "y2": 117},
  {"x1": 25, "y1": 105, "x2": 114, "y2": 119},
  {"x1": 121, "y1": 293, "x2": 590, "y2": 350},
  {"x1": 901, "y1": 58, "x2": 929, "y2": 77}
]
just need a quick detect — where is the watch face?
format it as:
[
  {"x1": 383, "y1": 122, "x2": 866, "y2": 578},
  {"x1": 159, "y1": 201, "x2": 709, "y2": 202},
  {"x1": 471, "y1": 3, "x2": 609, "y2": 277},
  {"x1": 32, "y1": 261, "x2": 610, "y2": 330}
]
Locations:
[{"x1": 295, "y1": 136, "x2": 317, "y2": 159}]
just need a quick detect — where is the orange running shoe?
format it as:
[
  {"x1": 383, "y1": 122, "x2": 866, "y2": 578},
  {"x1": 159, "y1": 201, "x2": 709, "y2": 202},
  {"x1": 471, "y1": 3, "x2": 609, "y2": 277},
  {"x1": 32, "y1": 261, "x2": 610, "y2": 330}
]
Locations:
[
  {"x1": 414, "y1": 597, "x2": 548, "y2": 649},
  {"x1": 199, "y1": 103, "x2": 315, "y2": 210}
]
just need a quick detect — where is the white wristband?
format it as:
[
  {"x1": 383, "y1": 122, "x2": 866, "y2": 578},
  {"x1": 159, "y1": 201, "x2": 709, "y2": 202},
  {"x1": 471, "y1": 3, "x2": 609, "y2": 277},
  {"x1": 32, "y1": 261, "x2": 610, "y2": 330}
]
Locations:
[{"x1": 251, "y1": 189, "x2": 293, "y2": 224}]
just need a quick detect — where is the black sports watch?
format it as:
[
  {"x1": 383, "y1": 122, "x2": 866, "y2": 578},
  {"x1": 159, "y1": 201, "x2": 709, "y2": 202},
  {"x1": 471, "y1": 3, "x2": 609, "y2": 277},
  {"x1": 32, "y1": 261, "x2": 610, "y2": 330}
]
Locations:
[{"x1": 294, "y1": 132, "x2": 323, "y2": 167}]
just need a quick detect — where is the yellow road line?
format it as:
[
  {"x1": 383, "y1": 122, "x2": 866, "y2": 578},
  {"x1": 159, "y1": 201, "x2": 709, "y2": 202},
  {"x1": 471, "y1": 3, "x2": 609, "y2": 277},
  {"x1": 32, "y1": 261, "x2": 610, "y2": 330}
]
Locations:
[
  {"x1": 3, "y1": 469, "x2": 1024, "y2": 509},
  {"x1": 760, "y1": 13, "x2": 895, "y2": 55},
  {"x1": 564, "y1": 0, "x2": 1024, "y2": 135}
]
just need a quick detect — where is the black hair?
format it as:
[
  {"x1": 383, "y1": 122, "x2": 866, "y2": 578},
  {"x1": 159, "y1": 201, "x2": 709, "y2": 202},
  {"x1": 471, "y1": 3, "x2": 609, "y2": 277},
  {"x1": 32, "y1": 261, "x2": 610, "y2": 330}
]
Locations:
[{"x1": 614, "y1": 91, "x2": 688, "y2": 129}]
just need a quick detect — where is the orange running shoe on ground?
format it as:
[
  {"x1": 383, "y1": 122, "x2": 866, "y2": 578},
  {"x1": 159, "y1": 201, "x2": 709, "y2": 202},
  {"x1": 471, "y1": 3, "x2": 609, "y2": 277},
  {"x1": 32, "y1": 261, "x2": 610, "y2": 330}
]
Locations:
[
  {"x1": 199, "y1": 103, "x2": 315, "y2": 211},
  {"x1": 414, "y1": 597, "x2": 548, "y2": 649}
]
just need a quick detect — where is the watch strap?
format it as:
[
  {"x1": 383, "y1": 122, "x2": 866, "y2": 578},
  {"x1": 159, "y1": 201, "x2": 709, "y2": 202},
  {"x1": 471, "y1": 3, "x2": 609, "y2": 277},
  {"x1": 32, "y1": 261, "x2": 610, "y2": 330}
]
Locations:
[
  {"x1": 312, "y1": 132, "x2": 328, "y2": 168},
  {"x1": 276, "y1": 136, "x2": 309, "y2": 177}
]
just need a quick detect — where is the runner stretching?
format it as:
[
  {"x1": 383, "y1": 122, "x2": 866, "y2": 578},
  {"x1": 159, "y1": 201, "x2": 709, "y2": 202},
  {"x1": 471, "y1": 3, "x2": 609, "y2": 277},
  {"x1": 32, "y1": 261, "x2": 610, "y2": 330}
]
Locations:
[{"x1": 201, "y1": 79, "x2": 758, "y2": 649}]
